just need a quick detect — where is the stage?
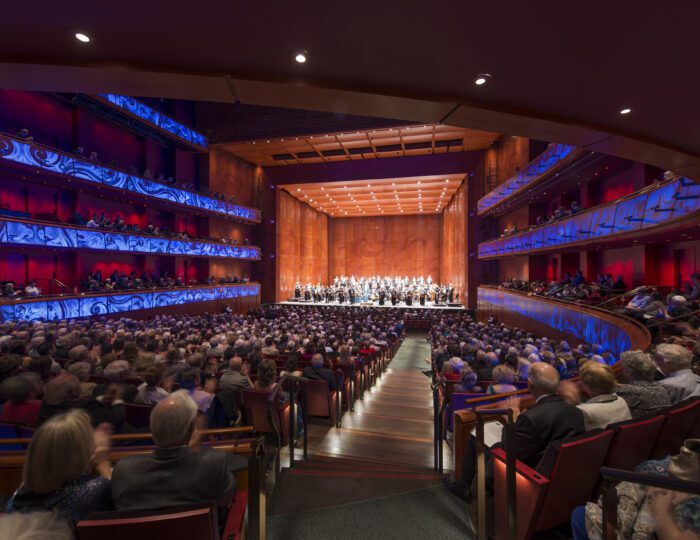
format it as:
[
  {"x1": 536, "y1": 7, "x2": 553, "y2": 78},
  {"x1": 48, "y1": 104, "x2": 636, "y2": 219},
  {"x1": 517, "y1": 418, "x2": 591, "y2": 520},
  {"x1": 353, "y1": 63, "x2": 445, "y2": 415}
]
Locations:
[{"x1": 279, "y1": 300, "x2": 466, "y2": 311}]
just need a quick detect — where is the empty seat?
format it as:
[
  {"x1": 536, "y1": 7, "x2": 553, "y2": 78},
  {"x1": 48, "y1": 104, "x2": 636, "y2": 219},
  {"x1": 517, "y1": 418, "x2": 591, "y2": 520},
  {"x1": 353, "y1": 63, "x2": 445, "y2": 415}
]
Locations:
[
  {"x1": 603, "y1": 414, "x2": 665, "y2": 470},
  {"x1": 240, "y1": 389, "x2": 290, "y2": 445},
  {"x1": 492, "y1": 428, "x2": 614, "y2": 540},
  {"x1": 304, "y1": 378, "x2": 340, "y2": 427},
  {"x1": 651, "y1": 398, "x2": 700, "y2": 458}
]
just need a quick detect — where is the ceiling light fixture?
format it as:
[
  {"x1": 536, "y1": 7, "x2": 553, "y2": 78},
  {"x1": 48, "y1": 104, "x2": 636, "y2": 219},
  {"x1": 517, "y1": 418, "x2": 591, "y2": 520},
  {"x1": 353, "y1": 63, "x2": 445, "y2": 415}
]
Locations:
[
  {"x1": 619, "y1": 107, "x2": 632, "y2": 115},
  {"x1": 75, "y1": 33, "x2": 91, "y2": 43},
  {"x1": 474, "y1": 73, "x2": 492, "y2": 86},
  {"x1": 295, "y1": 51, "x2": 308, "y2": 63}
]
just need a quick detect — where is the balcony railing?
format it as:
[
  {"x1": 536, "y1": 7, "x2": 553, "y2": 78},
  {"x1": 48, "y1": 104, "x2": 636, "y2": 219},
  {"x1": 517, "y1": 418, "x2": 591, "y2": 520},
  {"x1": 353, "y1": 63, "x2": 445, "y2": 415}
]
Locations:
[
  {"x1": 0, "y1": 283, "x2": 260, "y2": 322},
  {"x1": 95, "y1": 94, "x2": 208, "y2": 151},
  {"x1": 478, "y1": 176, "x2": 700, "y2": 259},
  {"x1": 0, "y1": 133, "x2": 259, "y2": 222},
  {"x1": 477, "y1": 143, "x2": 581, "y2": 215},
  {"x1": 0, "y1": 216, "x2": 261, "y2": 260}
]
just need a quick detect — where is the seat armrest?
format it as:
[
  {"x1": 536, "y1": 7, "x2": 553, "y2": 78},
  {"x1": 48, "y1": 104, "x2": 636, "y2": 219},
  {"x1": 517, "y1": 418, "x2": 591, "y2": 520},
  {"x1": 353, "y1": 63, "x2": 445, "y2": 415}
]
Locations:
[{"x1": 491, "y1": 448, "x2": 550, "y2": 487}]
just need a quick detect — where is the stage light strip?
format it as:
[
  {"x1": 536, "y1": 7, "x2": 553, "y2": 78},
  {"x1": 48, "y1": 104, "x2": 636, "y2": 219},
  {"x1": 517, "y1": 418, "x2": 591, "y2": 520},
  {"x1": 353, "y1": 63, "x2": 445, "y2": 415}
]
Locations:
[
  {"x1": 96, "y1": 94, "x2": 208, "y2": 150},
  {"x1": 0, "y1": 283, "x2": 260, "y2": 322},
  {"x1": 477, "y1": 177, "x2": 700, "y2": 259},
  {"x1": 0, "y1": 217, "x2": 261, "y2": 260},
  {"x1": 0, "y1": 133, "x2": 259, "y2": 223},
  {"x1": 477, "y1": 143, "x2": 578, "y2": 215},
  {"x1": 478, "y1": 287, "x2": 631, "y2": 357}
]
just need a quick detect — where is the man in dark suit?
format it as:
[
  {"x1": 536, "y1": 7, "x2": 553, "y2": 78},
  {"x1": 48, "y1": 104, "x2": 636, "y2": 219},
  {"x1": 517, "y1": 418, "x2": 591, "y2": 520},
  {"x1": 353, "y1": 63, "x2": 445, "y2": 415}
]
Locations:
[
  {"x1": 111, "y1": 391, "x2": 247, "y2": 525},
  {"x1": 302, "y1": 354, "x2": 338, "y2": 390},
  {"x1": 444, "y1": 363, "x2": 584, "y2": 501}
]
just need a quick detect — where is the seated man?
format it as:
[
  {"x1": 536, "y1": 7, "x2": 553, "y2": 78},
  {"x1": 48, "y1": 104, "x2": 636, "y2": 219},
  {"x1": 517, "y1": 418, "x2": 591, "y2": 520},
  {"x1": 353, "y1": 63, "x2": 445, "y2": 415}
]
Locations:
[
  {"x1": 302, "y1": 353, "x2": 338, "y2": 390},
  {"x1": 111, "y1": 391, "x2": 246, "y2": 526},
  {"x1": 444, "y1": 363, "x2": 585, "y2": 501},
  {"x1": 219, "y1": 354, "x2": 253, "y2": 391},
  {"x1": 655, "y1": 343, "x2": 700, "y2": 401}
]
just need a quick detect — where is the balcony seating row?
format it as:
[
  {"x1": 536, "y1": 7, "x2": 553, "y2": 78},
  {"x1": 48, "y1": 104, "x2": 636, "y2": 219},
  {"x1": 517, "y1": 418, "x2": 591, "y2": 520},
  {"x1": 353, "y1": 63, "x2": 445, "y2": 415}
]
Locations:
[{"x1": 478, "y1": 176, "x2": 700, "y2": 258}]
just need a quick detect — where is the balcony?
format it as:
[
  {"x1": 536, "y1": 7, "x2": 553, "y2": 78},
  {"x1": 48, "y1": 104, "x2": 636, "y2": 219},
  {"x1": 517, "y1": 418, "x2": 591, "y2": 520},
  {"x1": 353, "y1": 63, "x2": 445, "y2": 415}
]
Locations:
[
  {"x1": 0, "y1": 133, "x2": 259, "y2": 223},
  {"x1": 94, "y1": 94, "x2": 208, "y2": 151},
  {"x1": 478, "y1": 143, "x2": 585, "y2": 215},
  {"x1": 0, "y1": 216, "x2": 261, "y2": 260},
  {"x1": 0, "y1": 282, "x2": 260, "y2": 322},
  {"x1": 478, "y1": 176, "x2": 700, "y2": 259}
]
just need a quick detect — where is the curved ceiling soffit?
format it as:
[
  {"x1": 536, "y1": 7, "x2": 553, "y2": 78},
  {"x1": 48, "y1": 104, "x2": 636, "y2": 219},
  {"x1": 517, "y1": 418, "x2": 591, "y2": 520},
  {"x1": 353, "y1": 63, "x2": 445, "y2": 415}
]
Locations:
[{"x1": 0, "y1": 61, "x2": 699, "y2": 182}]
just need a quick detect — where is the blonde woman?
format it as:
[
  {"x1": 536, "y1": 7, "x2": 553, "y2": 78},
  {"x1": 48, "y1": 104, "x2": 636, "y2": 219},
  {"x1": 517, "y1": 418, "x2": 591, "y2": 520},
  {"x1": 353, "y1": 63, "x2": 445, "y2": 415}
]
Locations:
[
  {"x1": 6, "y1": 410, "x2": 113, "y2": 524},
  {"x1": 487, "y1": 365, "x2": 517, "y2": 394}
]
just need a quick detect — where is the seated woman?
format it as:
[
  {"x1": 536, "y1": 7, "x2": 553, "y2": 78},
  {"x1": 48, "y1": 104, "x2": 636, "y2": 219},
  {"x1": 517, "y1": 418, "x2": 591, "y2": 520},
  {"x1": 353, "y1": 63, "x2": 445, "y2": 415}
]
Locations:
[
  {"x1": 442, "y1": 357, "x2": 464, "y2": 382},
  {"x1": 134, "y1": 364, "x2": 170, "y2": 405},
  {"x1": 254, "y1": 358, "x2": 278, "y2": 393},
  {"x1": 67, "y1": 361, "x2": 96, "y2": 399},
  {"x1": 455, "y1": 366, "x2": 482, "y2": 393},
  {"x1": 616, "y1": 350, "x2": 673, "y2": 418},
  {"x1": 279, "y1": 353, "x2": 302, "y2": 378},
  {"x1": 6, "y1": 410, "x2": 113, "y2": 524},
  {"x1": 0, "y1": 374, "x2": 41, "y2": 425},
  {"x1": 486, "y1": 365, "x2": 517, "y2": 394},
  {"x1": 559, "y1": 362, "x2": 632, "y2": 430}
]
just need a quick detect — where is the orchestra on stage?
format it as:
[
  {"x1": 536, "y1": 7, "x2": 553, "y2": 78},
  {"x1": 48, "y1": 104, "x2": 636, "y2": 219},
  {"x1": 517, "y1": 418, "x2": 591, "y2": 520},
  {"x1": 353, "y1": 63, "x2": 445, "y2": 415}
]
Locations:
[{"x1": 292, "y1": 275, "x2": 459, "y2": 307}]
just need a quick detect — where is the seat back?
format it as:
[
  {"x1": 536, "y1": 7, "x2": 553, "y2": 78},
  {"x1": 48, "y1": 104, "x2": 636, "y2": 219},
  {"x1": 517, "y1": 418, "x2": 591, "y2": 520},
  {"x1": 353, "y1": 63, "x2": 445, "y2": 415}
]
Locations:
[
  {"x1": 651, "y1": 399, "x2": 700, "y2": 458},
  {"x1": 534, "y1": 429, "x2": 614, "y2": 532},
  {"x1": 76, "y1": 502, "x2": 219, "y2": 540},
  {"x1": 240, "y1": 389, "x2": 290, "y2": 445},
  {"x1": 124, "y1": 402, "x2": 154, "y2": 429},
  {"x1": 604, "y1": 415, "x2": 666, "y2": 470},
  {"x1": 304, "y1": 379, "x2": 336, "y2": 425}
]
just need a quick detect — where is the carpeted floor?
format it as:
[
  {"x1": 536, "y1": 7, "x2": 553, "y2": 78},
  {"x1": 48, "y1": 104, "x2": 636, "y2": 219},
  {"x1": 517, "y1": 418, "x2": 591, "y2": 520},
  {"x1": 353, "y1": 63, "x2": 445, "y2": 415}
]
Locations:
[{"x1": 267, "y1": 484, "x2": 474, "y2": 540}]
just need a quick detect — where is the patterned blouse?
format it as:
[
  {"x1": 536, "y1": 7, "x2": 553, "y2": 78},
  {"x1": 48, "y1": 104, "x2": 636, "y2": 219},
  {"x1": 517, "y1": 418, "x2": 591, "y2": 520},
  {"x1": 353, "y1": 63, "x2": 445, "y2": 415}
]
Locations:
[
  {"x1": 616, "y1": 381, "x2": 672, "y2": 418},
  {"x1": 7, "y1": 474, "x2": 113, "y2": 525}
]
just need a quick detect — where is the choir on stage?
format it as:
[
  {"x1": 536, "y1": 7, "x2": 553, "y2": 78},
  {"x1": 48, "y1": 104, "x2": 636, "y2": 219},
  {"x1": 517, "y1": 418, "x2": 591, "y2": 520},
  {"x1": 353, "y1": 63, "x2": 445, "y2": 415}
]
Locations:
[{"x1": 293, "y1": 275, "x2": 458, "y2": 307}]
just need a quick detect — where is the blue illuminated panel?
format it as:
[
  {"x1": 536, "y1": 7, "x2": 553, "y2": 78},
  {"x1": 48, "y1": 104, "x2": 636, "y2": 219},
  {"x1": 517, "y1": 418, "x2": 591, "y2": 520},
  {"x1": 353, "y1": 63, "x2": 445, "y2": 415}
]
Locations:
[
  {"x1": 0, "y1": 134, "x2": 259, "y2": 222},
  {"x1": 478, "y1": 143, "x2": 579, "y2": 214},
  {"x1": 0, "y1": 284, "x2": 260, "y2": 323},
  {"x1": 478, "y1": 287, "x2": 632, "y2": 357},
  {"x1": 478, "y1": 178, "x2": 700, "y2": 259},
  {"x1": 0, "y1": 218, "x2": 261, "y2": 259},
  {"x1": 97, "y1": 94, "x2": 208, "y2": 150}
]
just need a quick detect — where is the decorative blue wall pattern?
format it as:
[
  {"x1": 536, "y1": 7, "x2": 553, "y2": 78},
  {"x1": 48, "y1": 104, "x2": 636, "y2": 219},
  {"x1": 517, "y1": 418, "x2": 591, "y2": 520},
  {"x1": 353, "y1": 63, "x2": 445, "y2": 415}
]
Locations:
[
  {"x1": 478, "y1": 178, "x2": 700, "y2": 259},
  {"x1": 477, "y1": 287, "x2": 633, "y2": 358},
  {"x1": 97, "y1": 94, "x2": 208, "y2": 150},
  {"x1": 0, "y1": 218, "x2": 260, "y2": 259},
  {"x1": 0, "y1": 133, "x2": 259, "y2": 222},
  {"x1": 0, "y1": 284, "x2": 260, "y2": 322},
  {"x1": 478, "y1": 143, "x2": 579, "y2": 215}
]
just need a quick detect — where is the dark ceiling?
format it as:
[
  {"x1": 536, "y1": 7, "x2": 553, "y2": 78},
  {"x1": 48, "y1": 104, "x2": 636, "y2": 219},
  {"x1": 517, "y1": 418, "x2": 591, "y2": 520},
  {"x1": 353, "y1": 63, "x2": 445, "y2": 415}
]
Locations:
[{"x1": 1, "y1": 2, "x2": 699, "y2": 170}]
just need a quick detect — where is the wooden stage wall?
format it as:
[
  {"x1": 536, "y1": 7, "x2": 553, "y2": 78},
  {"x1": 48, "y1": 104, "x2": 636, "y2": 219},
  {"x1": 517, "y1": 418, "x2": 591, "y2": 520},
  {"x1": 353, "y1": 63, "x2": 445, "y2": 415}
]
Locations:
[
  {"x1": 441, "y1": 182, "x2": 467, "y2": 301},
  {"x1": 276, "y1": 191, "x2": 469, "y2": 302},
  {"x1": 276, "y1": 190, "x2": 329, "y2": 301},
  {"x1": 330, "y1": 214, "x2": 441, "y2": 280}
]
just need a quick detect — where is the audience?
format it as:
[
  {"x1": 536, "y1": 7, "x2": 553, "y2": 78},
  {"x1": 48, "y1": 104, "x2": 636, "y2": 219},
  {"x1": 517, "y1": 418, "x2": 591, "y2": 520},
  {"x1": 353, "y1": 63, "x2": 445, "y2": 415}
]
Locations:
[
  {"x1": 0, "y1": 373, "x2": 41, "y2": 425},
  {"x1": 655, "y1": 343, "x2": 700, "y2": 401},
  {"x1": 6, "y1": 410, "x2": 113, "y2": 524},
  {"x1": 616, "y1": 350, "x2": 673, "y2": 417}
]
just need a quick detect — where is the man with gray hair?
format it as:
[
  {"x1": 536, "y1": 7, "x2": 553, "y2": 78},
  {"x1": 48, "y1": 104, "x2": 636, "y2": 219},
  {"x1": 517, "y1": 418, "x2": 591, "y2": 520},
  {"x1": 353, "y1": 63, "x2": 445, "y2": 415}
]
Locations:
[
  {"x1": 656, "y1": 343, "x2": 700, "y2": 401},
  {"x1": 302, "y1": 353, "x2": 338, "y2": 390},
  {"x1": 444, "y1": 363, "x2": 584, "y2": 501},
  {"x1": 111, "y1": 391, "x2": 246, "y2": 526}
]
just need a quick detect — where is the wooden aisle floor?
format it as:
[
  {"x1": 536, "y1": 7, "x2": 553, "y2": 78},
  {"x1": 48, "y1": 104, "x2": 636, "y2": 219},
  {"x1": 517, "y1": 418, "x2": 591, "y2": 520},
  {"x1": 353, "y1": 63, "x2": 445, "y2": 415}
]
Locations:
[{"x1": 282, "y1": 334, "x2": 452, "y2": 470}]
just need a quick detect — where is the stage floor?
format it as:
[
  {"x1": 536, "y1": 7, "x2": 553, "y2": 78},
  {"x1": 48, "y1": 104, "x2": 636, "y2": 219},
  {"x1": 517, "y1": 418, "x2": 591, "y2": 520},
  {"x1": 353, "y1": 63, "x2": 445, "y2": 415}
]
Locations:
[{"x1": 279, "y1": 300, "x2": 465, "y2": 311}]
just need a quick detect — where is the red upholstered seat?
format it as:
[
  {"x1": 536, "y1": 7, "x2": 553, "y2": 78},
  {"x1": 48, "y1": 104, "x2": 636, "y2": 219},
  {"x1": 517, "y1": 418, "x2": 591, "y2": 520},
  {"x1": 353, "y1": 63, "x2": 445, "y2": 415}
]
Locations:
[
  {"x1": 124, "y1": 402, "x2": 154, "y2": 429},
  {"x1": 651, "y1": 398, "x2": 700, "y2": 459},
  {"x1": 304, "y1": 378, "x2": 340, "y2": 427},
  {"x1": 76, "y1": 502, "x2": 220, "y2": 540},
  {"x1": 603, "y1": 414, "x2": 665, "y2": 470},
  {"x1": 240, "y1": 389, "x2": 290, "y2": 445},
  {"x1": 492, "y1": 428, "x2": 614, "y2": 540},
  {"x1": 222, "y1": 490, "x2": 248, "y2": 540}
]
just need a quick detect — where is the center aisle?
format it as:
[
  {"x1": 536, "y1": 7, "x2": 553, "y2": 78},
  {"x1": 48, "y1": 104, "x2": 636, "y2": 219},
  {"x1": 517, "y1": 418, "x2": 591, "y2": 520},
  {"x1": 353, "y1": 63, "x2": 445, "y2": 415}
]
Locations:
[
  {"x1": 268, "y1": 335, "x2": 471, "y2": 540},
  {"x1": 305, "y1": 333, "x2": 442, "y2": 468}
]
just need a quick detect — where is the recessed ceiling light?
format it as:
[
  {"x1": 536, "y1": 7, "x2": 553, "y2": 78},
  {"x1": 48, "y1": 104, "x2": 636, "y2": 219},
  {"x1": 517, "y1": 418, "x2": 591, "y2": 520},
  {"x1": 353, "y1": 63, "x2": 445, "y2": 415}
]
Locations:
[
  {"x1": 295, "y1": 51, "x2": 307, "y2": 63},
  {"x1": 620, "y1": 108, "x2": 632, "y2": 115},
  {"x1": 297, "y1": 188, "x2": 301, "y2": 192},
  {"x1": 75, "y1": 33, "x2": 91, "y2": 43},
  {"x1": 474, "y1": 73, "x2": 491, "y2": 86}
]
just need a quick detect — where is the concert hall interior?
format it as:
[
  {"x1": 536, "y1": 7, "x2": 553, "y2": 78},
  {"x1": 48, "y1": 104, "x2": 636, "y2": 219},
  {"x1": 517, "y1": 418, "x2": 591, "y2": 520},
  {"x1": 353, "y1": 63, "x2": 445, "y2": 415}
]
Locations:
[{"x1": 0, "y1": 5, "x2": 699, "y2": 540}]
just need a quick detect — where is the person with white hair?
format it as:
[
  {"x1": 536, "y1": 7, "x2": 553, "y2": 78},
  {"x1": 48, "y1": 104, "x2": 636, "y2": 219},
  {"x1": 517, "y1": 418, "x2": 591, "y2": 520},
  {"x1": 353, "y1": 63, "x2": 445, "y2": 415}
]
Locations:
[
  {"x1": 0, "y1": 511, "x2": 74, "y2": 540},
  {"x1": 616, "y1": 350, "x2": 673, "y2": 418},
  {"x1": 655, "y1": 343, "x2": 700, "y2": 401},
  {"x1": 111, "y1": 391, "x2": 247, "y2": 527}
]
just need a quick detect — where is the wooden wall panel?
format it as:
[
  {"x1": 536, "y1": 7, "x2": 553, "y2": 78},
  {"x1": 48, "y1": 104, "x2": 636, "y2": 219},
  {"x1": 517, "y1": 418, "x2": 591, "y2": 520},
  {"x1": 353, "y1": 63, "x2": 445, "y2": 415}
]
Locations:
[
  {"x1": 276, "y1": 190, "x2": 329, "y2": 301},
  {"x1": 208, "y1": 148, "x2": 261, "y2": 207},
  {"x1": 441, "y1": 183, "x2": 467, "y2": 300},
  {"x1": 330, "y1": 215, "x2": 440, "y2": 279}
]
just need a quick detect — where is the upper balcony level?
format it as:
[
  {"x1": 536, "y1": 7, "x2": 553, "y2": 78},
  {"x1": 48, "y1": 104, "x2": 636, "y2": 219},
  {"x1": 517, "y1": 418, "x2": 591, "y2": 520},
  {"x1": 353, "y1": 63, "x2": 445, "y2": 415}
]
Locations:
[
  {"x1": 93, "y1": 94, "x2": 208, "y2": 151},
  {"x1": 0, "y1": 132, "x2": 260, "y2": 223},
  {"x1": 478, "y1": 176, "x2": 700, "y2": 259},
  {"x1": 0, "y1": 215, "x2": 261, "y2": 260},
  {"x1": 477, "y1": 143, "x2": 587, "y2": 216}
]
